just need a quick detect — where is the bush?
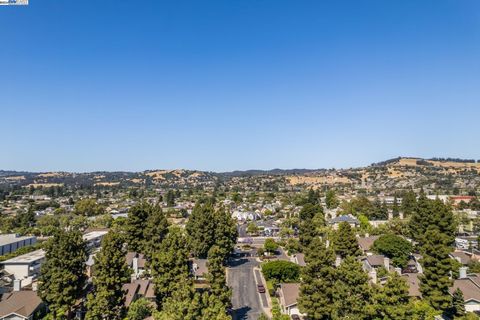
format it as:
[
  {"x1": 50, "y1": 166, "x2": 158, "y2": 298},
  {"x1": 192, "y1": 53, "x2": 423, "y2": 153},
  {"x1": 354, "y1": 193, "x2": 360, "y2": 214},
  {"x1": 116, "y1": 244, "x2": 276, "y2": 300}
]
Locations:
[{"x1": 261, "y1": 260, "x2": 300, "y2": 283}]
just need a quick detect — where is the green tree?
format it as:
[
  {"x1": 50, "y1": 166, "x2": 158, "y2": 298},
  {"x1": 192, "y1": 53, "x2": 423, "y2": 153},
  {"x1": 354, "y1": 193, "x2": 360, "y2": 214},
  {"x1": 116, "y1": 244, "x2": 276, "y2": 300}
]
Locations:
[
  {"x1": 186, "y1": 203, "x2": 237, "y2": 259},
  {"x1": 154, "y1": 276, "x2": 202, "y2": 320},
  {"x1": 261, "y1": 260, "x2": 301, "y2": 283},
  {"x1": 165, "y1": 190, "x2": 176, "y2": 207},
  {"x1": 126, "y1": 298, "x2": 153, "y2": 320},
  {"x1": 73, "y1": 198, "x2": 105, "y2": 216},
  {"x1": 143, "y1": 205, "x2": 169, "y2": 259},
  {"x1": 125, "y1": 202, "x2": 151, "y2": 252},
  {"x1": 246, "y1": 222, "x2": 259, "y2": 235},
  {"x1": 401, "y1": 190, "x2": 417, "y2": 217},
  {"x1": 372, "y1": 234, "x2": 413, "y2": 268},
  {"x1": 85, "y1": 231, "x2": 130, "y2": 319},
  {"x1": 264, "y1": 238, "x2": 279, "y2": 254},
  {"x1": 451, "y1": 288, "x2": 466, "y2": 318},
  {"x1": 298, "y1": 204, "x2": 324, "y2": 250},
  {"x1": 207, "y1": 245, "x2": 231, "y2": 308},
  {"x1": 38, "y1": 230, "x2": 87, "y2": 319},
  {"x1": 372, "y1": 273, "x2": 413, "y2": 319},
  {"x1": 299, "y1": 238, "x2": 336, "y2": 319},
  {"x1": 420, "y1": 229, "x2": 453, "y2": 311},
  {"x1": 151, "y1": 227, "x2": 190, "y2": 307},
  {"x1": 331, "y1": 256, "x2": 372, "y2": 319},
  {"x1": 325, "y1": 189, "x2": 339, "y2": 209},
  {"x1": 333, "y1": 222, "x2": 361, "y2": 259}
]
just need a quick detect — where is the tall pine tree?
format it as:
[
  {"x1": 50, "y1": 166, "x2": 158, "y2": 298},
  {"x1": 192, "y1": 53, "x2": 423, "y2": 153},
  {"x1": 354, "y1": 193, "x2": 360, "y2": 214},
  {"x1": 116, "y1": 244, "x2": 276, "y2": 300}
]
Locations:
[
  {"x1": 38, "y1": 230, "x2": 87, "y2": 318},
  {"x1": 333, "y1": 221, "x2": 361, "y2": 259},
  {"x1": 85, "y1": 231, "x2": 130, "y2": 319}
]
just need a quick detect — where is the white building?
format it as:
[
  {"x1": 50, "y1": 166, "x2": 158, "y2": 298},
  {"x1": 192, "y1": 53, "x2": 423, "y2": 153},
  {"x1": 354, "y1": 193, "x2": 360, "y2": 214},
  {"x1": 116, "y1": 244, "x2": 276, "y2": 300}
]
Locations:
[
  {"x1": 0, "y1": 234, "x2": 37, "y2": 256},
  {"x1": 1, "y1": 249, "x2": 45, "y2": 280}
]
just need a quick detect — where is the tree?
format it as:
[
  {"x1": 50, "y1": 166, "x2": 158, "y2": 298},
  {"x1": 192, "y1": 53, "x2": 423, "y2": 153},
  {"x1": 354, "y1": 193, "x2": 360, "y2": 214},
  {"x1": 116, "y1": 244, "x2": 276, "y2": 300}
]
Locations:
[
  {"x1": 151, "y1": 227, "x2": 190, "y2": 307},
  {"x1": 38, "y1": 230, "x2": 87, "y2": 319},
  {"x1": 126, "y1": 298, "x2": 153, "y2": 320},
  {"x1": 207, "y1": 245, "x2": 231, "y2": 308},
  {"x1": 143, "y1": 205, "x2": 169, "y2": 259},
  {"x1": 372, "y1": 234, "x2": 413, "y2": 268},
  {"x1": 186, "y1": 203, "x2": 237, "y2": 259},
  {"x1": 420, "y1": 229, "x2": 453, "y2": 311},
  {"x1": 331, "y1": 256, "x2": 372, "y2": 319},
  {"x1": 333, "y1": 222, "x2": 361, "y2": 259},
  {"x1": 73, "y1": 198, "x2": 105, "y2": 216},
  {"x1": 165, "y1": 190, "x2": 175, "y2": 207},
  {"x1": 246, "y1": 222, "x2": 259, "y2": 235},
  {"x1": 401, "y1": 190, "x2": 417, "y2": 217},
  {"x1": 372, "y1": 273, "x2": 413, "y2": 319},
  {"x1": 264, "y1": 238, "x2": 279, "y2": 254},
  {"x1": 85, "y1": 231, "x2": 130, "y2": 319},
  {"x1": 392, "y1": 196, "x2": 400, "y2": 218},
  {"x1": 450, "y1": 288, "x2": 466, "y2": 318},
  {"x1": 299, "y1": 238, "x2": 336, "y2": 319},
  {"x1": 261, "y1": 260, "x2": 300, "y2": 283},
  {"x1": 298, "y1": 204, "x2": 324, "y2": 250},
  {"x1": 125, "y1": 202, "x2": 151, "y2": 252},
  {"x1": 325, "y1": 189, "x2": 339, "y2": 209}
]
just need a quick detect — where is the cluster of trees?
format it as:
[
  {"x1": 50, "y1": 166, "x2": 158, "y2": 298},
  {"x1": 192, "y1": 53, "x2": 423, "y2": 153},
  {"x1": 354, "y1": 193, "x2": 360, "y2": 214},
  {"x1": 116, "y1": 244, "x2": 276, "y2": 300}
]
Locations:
[{"x1": 37, "y1": 199, "x2": 237, "y2": 319}]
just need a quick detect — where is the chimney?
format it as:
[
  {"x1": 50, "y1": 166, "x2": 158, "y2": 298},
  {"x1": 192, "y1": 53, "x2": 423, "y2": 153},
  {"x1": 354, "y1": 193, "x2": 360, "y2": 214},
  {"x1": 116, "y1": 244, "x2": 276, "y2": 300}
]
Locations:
[
  {"x1": 365, "y1": 233, "x2": 369, "y2": 238},
  {"x1": 325, "y1": 240, "x2": 330, "y2": 248},
  {"x1": 459, "y1": 267, "x2": 468, "y2": 279},
  {"x1": 32, "y1": 281, "x2": 38, "y2": 292},
  {"x1": 13, "y1": 279, "x2": 21, "y2": 291},
  {"x1": 132, "y1": 257, "x2": 139, "y2": 276},
  {"x1": 394, "y1": 267, "x2": 402, "y2": 275},
  {"x1": 369, "y1": 269, "x2": 377, "y2": 284},
  {"x1": 383, "y1": 257, "x2": 390, "y2": 271},
  {"x1": 335, "y1": 256, "x2": 342, "y2": 267}
]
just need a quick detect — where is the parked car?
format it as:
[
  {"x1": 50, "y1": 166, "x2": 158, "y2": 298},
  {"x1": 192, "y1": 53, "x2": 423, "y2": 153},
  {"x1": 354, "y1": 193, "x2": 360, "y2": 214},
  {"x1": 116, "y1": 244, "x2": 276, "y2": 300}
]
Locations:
[{"x1": 257, "y1": 284, "x2": 265, "y2": 293}]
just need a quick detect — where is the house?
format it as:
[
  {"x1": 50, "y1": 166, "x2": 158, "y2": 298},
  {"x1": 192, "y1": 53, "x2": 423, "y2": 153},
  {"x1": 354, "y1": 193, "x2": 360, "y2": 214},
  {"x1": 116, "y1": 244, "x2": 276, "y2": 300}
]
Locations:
[
  {"x1": 357, "y1": 235, "x2": 379, "y2": 254},
  {"x1": 328, "y1": 215, "x2": 359, "y2": 230},
  {"x1": 291, "y1": 253, "x2": 306, "y2": 267},
  {"x1": 191, "y1": 259, "x2": 208, "y2": 282},
  {"x1": 362, "y1": 255, "x2": 390, "y2": 272},
  {"x1": 0, "y1": 291, "x2": 44, "y2": 320},
  {"x1": 402, "y1": 273, "x2": 421, "y2": 298},
  {"x1": 450, "y1": 251, "x2": 474, "y2": 266},
  {"x1": 83, "y1": 230, "x2": 108, "y2": 251},
  {"x1": 0, "y1": 234, "x2": 37, "y2": 256},
  {"x1": 277, "y1": 283, "x2": 302, "y2": 317},
  {"x1": 122, "y1": 279, "x2": 156, "y2": 307},
  {"x1": 451, "y1": 268, "x2": 480, "y2": 312},
  {"x1": 1, "y1": 250, "x2": 45, "y2": 281},
  {"x1": 126, "y1": 252, "x2": 146, "y2": 279}
]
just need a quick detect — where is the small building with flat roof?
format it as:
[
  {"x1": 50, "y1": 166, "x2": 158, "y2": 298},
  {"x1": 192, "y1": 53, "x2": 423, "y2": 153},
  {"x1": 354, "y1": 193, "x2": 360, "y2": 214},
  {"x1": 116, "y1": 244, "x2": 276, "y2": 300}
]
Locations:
[
  {"x1": 0, "y1": 234, "x2": 37, "y2": 256},
  {"x1": 1, "y1": 249, "x2": 45, "y2": 280}
]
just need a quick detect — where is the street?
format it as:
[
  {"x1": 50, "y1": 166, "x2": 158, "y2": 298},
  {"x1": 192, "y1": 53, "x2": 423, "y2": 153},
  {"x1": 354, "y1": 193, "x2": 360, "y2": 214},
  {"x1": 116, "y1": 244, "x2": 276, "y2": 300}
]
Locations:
[{"x1": 227, "y1": 254, "x2": 264, "y2": 320}]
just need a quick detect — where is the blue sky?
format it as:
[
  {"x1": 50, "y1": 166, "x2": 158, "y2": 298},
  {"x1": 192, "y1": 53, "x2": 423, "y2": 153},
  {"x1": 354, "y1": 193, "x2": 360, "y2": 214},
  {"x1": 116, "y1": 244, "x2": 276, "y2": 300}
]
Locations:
[{"x1": 1, "y1": 0, "x2": 479, "y2": 172}]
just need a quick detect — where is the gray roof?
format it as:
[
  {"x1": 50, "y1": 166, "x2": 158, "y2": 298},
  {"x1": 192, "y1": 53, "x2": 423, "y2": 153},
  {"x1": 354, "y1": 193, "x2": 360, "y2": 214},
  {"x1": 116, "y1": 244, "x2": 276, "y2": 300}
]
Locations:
[
  {"x1": 328, "y1": 215, "x2": 359, "y2": 224},
  {"x1": 1, "y1": 249, "x2": 45, "y2": 265},
  {"x1": 0, "y1": 291, "x2": 43, "y2": 318},
  {"x1": 279, "y1": 283, "x2": 300, "y2": 307},
  {"x1": 0, "y1": 234, "x2": 35, "y2": 246}
]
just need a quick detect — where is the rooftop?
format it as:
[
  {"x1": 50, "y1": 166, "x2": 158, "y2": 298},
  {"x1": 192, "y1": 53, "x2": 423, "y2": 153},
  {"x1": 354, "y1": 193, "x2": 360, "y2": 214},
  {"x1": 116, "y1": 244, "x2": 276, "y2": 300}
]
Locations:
[
  {"x1": 0, "y1": 234, "x2": 35, "y2": 246},
  {"x1": 83, "y1": 230, "x2": 108, "y2": 242},
  {"x1": 1, "y1": 249, "x2": 45, "y2": 265}
]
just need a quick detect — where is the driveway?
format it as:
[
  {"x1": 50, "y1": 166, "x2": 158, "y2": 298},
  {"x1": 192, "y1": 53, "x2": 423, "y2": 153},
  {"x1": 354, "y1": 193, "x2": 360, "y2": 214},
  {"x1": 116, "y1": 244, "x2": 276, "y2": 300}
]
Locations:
[{"x1": 227, "y1": 254, "x2": 264, "y2": 320}]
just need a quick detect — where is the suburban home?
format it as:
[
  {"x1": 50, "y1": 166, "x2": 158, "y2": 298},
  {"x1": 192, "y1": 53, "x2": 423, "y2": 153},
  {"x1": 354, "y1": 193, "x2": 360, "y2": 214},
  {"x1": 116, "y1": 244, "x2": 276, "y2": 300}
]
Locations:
[
  {"x1": 291, "y1": 253, "x2": 306, "y2": 267},
  {"x1": 402, "y1": 273, "x2": 421, "y2": 298},
  {"x1": 0, "y1": 290, "x2": 44, "y2": 320},
  {"x1": 126, "y1": 252, "x2": 147, "y2": 279},
  {"x1": 327, "y1": 215, "x2": 359, "y2": 230},
  {"x1": 122, "y1": 279, "x2": 156, "y2": 307},
  {"x1": 362, "y1": 255, "x2": 390, "y2": 272},
  {"x1": 357, "y1": 235, "x2": 379, "y2": 254},
  {"x1": 0, "y1": 234, "x2": 37, "y2": 256},
  {"x1": 451, "y1": 268, "x2": 480, "y2": 312},
  {"x1": 450, "y1": 251, "x2": 474, "y2": 266},
  {"x1": 1, "y1": 250, "x2": 45, "y2": 282},
  {"x1": 191, "y1": 259, "x2": 208, "y2": 282},
  {"x1": 82, "y1": 230, "x2": 108, "y2": 251},
  {"x1": 277, "y1": 283, "x2": 303, "y2": 317}
]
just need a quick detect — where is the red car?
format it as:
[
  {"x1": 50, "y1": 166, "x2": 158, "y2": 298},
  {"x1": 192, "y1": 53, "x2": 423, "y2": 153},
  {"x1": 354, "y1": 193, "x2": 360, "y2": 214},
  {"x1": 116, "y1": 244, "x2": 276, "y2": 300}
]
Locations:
[{"x1": 257, "y1": 284, "x2": 266, "y2": 293}]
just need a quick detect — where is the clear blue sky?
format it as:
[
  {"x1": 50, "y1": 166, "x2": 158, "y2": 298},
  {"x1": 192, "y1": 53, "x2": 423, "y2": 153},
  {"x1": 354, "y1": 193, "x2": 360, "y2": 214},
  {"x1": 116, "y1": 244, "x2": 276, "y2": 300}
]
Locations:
[{"x1": 1, "y1": 0, "x2": 479, "y2": 172}]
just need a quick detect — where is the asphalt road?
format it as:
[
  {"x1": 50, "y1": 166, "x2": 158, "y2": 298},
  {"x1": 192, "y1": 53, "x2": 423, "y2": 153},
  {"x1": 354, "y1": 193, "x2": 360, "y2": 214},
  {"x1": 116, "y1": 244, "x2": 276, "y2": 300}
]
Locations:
[{"x1": 227, "y1": 255, "x2": 264, "y2": 320}]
